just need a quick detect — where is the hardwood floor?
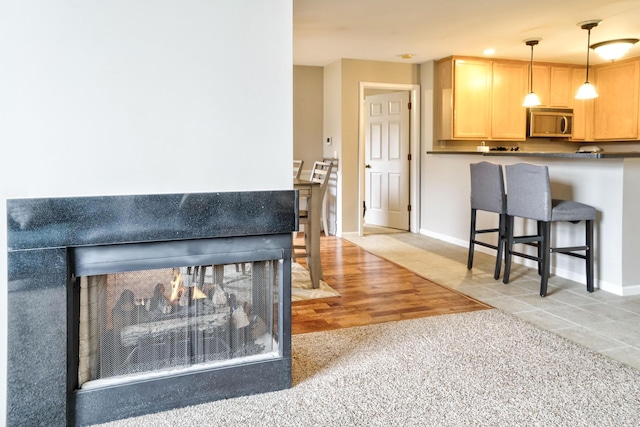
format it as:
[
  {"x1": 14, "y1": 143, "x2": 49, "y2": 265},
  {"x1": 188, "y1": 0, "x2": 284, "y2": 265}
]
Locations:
[{"x1": 292, "y1": 236, "x2": 491, "y2": 335}]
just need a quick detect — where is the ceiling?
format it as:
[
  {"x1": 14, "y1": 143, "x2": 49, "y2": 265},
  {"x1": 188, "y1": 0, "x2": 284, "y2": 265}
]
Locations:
[{"x1": 293, "y1": 0, "x2": 640, "y2": 67}]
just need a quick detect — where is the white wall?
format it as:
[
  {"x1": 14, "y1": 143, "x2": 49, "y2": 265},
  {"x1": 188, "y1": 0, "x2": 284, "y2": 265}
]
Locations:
[
  {"x1": 0, "y1": 0, "x2": 292, "y2": 419},
  {"x1": 293, "y1": 65, "x2": 324, "y2": 171},
  {"x1": 323, "y1": 61, "x2": 343, "y2": 234},
  {"x1": 328, "y1": 59, "x2": 420, "y2": 234},
  {"x1": 419, "y1": 61, "x2": 435, "y2": 231}
]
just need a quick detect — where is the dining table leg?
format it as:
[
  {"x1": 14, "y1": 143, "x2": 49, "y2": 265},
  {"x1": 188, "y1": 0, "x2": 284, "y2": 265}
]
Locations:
[
  {"x1": 294, "y1": 178, "x2": 324, "y2": 289},
  {"x1": 306, "y1": 182, "x2": 322, "y2": 289}
]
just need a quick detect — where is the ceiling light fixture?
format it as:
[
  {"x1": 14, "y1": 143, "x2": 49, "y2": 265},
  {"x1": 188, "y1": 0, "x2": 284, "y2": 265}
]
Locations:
[
  {"x1": 523, "y1": 38, "x2": 542, "y2": 107},
  {"x1": 575, "y1": 20, "x2": 601, "y2": 100},
  {"x1": 591, "y1": 38, "x2": 639, "y2": 61}
]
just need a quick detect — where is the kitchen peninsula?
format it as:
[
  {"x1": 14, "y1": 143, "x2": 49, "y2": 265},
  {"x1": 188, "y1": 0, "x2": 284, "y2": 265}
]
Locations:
[{"x1": 423, "y1": 150, "x2": 640, "y2": 296}]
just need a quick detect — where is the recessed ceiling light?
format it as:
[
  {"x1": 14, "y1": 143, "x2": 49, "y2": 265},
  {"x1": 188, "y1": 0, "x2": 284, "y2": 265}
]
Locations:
[
  {"x1": 483, "y1": 48, "x2": 496, "y2": 55},
  {"x1": 399, "y1": 53, "x2": 413, "y2": 59}
]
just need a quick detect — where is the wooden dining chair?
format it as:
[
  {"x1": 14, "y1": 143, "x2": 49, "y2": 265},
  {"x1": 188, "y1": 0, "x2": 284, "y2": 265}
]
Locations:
[
  {"x1": 293, "y1": 160, "x2": 304, "y2": 180},
  {"x1": 293, "y1": 160, "x2": 333, "y2": 261},
  {"x1": 300, "y1": 160, "x2": 332, "y2": 221}
]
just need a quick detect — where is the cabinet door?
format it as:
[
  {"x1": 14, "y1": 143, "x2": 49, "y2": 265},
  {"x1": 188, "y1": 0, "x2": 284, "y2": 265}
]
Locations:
[
  {"x1": 532, "y1": 65, "x2": 550, "y2": 106},
  {"x1": 548, "y1": 66, "x2": 573, "y2": 108},
  {"x1": 436, "y1": 59, "x2": 454, "y2": 140},
  {"x1": 593, "y1": 60, "x2": 640, "y2": 140},
  {"x1": 491, "y1": 61, "x2": 527, "y2": 140},
  {"x1": 571, "y1": 67, "x2": 591, "y2": 141},
  {"x1": 530, "y1": 65, "x2": 572, "y2": 108},
  {"x1": 452, "y1": 59, "x2": 492, "y2": 139}
]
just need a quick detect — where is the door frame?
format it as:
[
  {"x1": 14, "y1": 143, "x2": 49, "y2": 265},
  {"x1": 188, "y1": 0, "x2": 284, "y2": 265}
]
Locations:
[{"x1": 358, "y1": 82, "x2": 421, "y2": 236}]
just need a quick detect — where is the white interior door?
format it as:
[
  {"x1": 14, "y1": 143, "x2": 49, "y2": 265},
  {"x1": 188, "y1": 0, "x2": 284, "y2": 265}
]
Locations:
[{"x1": 364, "y1": 91, "x2": 410, "y2": 230}]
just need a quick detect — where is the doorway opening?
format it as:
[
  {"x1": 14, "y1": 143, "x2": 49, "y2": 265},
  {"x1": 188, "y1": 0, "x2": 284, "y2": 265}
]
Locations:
[{"x1": 358, "y1": 82, "x2": 420, "y2": 237}]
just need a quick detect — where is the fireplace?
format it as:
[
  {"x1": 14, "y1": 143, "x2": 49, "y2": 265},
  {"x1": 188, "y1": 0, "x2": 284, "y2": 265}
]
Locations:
[
  {"x1": 77, "y1": 261, "x2": 279, "y2": 387},
  {"x1": 7, "y1": 191, "x2": 297, "y2": 426}
]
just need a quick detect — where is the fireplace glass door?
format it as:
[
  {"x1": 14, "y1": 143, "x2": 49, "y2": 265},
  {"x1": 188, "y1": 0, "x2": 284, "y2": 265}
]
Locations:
[{"x1": 78, "y1": 261, "x2": 278, "y2": 388}]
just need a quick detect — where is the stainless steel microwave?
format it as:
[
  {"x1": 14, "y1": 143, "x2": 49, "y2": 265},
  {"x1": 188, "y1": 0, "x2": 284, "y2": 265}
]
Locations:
[{"x1": 528, "y1": 108, "x2": 573, "y2": 138}]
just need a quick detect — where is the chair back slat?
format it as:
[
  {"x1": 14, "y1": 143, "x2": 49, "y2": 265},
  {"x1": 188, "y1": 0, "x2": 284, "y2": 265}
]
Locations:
[
  {"x1": 309, "y1": 161, "x2": 333, "y2": 197},
  {"x1": 293, "y1": 160, "x2": 304, "y2": 179}
]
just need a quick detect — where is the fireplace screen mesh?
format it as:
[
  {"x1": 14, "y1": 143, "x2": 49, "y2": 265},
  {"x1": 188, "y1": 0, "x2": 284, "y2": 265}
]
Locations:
[{"x1": 79, "y1": 261, "x2": 278, "y2": 387}]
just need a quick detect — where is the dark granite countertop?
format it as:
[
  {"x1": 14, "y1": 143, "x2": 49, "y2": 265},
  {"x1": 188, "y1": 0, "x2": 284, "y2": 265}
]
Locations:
[
  {"x1": 426, "y1": 150, "x2": 485, "y2": 155},
  {"x1": 427, "y1": 150, "x2": 640, "y2": 158}
]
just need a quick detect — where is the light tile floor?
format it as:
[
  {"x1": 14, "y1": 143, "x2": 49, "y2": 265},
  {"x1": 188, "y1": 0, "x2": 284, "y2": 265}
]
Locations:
[{"x1": 344, "y1": 231, "x2": 640, "y2": 371}]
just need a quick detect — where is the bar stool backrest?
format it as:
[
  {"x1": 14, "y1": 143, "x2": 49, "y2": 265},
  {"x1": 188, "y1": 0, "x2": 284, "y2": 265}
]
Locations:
[
  {"x1": 470, "y1": 161, "x2": 506, "y2": 214},
  {"x1": 505, "y1": 163, "x2": 552, "y2": 221}
]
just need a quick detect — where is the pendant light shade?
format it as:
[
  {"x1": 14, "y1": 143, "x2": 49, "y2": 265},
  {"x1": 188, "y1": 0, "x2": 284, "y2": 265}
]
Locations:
[
  {"x1": 575, "y1": 20, "x2": 600, "y2": 100},
  {"x1": 575, "y1": 82, "x2": 599, "y2": 100},
  {"x1": 591, "y1": 38, "x2": 639, "y2": 61},
  {"x1": 523, "y1": 38, "x2": 542, "y2": 107},
  {"x1": 523, "y1": 92, "x2": 541, "y2": 107}
]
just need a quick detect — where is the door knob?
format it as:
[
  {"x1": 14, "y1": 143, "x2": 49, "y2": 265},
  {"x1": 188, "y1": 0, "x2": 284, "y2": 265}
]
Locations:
[{"x1": 365, "y1": 164, "x2": 371, "y2": 168}]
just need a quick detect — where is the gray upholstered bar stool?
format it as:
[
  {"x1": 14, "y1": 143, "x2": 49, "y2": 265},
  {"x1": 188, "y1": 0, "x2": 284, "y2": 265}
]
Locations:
[
  {"x1": 502, "y1": 163, "x2": 596, "y2": 297},
  {"x1": 467, "y1": 161, "x2": 507, "y2": 280}
]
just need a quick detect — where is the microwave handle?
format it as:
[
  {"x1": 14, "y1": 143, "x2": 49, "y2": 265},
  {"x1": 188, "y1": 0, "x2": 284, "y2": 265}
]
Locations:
[{"x1": 560, "y1": 116, "x2": 568, "y2": 134}]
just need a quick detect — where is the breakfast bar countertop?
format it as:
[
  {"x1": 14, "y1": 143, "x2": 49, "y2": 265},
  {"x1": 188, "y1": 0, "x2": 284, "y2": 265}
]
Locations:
[{"x1": 426, "y1": 150, "x2": 640, "y2": 159}]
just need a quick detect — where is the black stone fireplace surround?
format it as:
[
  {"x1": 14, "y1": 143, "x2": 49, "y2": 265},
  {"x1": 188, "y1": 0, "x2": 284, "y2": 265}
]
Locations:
[{"x1": 7, "y1": 191, "x2": 297, "y2": 426}]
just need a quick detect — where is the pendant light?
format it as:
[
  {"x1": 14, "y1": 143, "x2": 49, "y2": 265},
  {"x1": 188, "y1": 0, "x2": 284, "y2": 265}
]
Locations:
[
  {"x1": 522, "y1": 38, "x2": 542, "y2": 107},
  {"x1": 575, "y1": 20, "x2": 601, "y2": 100}
]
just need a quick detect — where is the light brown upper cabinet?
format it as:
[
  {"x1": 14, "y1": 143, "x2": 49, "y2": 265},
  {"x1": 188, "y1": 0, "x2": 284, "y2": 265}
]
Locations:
[
  {"x1": 437, "y1": 57, "x2": 527, "y2": 141},
  {"x1": 437, "y1": 58, "x2": 491, "y2": 140},
  {"x1": 570, "y1": 67, "x2": 592, "y2": 141},
  {"x1": 492, "y1": 61, "x2": 528, "y2": 140},
  {"x1": 592, "y1": 58, "x2": 640, "y2": 140},
  {"x1": 437, "y1": 55, "x2": 640, "y2": 143},
  {"x1": 532, "y1": 64, "x2": 573, "y2": 108}
]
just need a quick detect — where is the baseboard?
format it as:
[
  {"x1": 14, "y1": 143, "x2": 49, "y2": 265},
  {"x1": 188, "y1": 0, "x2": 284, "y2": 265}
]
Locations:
[
  {"x1": 340, "y1": 231, "x2": 359, "y2": 239},
  {"x1": 598, "y1": 281, "x2": 640, "y2": 296},
  {"x1": 419, "y1": 229, "x2": 467, "y2": 248}
]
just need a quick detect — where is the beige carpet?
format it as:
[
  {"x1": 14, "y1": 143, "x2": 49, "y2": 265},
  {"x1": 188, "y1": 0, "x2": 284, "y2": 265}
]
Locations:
[
  {"x1": 291, "y1": 262, "x2": 340, "y2": 301},
  {"x1": 96, "y1": 309, "x2": 640, "y2": 426}
]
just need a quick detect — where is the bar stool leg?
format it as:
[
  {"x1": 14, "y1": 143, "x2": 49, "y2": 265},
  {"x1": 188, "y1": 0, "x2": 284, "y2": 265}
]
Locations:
[
  {"x1": 503, "y1": 215, "x2": 515, "y2": 284},
  {"x1": 494, "y1": 213, "x2": 507, "y2": 280},
  {"x1": 586, "y1": 219, "x2": 594, "y2": 293},
  {"x1": 467, "y1": 208, "x2": 477, "y2": 270},
  {"x1": 536, "y1": 220, "x2": 543, "y2": 275},
  {"x1": 540, "y1": 222, "x2": 552, "y2": 297}
]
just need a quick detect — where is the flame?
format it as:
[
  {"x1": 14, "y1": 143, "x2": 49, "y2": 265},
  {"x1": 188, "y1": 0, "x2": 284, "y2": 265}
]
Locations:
[
  {"x1": 191, "y1": 286, "x2": 207, "y2": 299},
  {"x1": 169, "y1": 269, "x2": 208, "y2": 304},
  {"x1": 169, "y1": 269, "x2": 183, "y2": 304}
]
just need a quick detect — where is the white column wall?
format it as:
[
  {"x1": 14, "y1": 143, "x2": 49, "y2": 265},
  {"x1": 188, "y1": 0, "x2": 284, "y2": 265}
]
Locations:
[{"x1": 622, "y1": 159, "x2": 640, "y2": 285}]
